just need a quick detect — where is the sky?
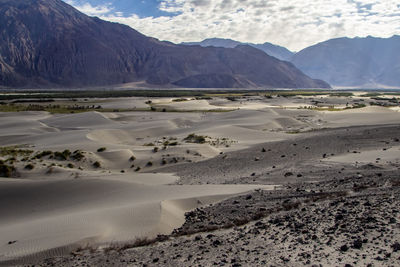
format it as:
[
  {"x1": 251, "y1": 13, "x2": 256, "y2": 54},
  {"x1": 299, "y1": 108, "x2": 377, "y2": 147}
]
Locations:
[{"x1": 63, "y1": 0, "x2": 400, "y2": 51}]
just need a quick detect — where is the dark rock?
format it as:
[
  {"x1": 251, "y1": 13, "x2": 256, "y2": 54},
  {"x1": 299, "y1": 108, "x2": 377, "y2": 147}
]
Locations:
[
  {"x1": 212, "y1": 240, "x2": 221, "y2": 247},
  {"x1": 392, "y1": 242, "x2": 400, "y2": 252},
  {"x1": 352, "y1": 239, "x2": 363, "y2": 249},
  {"x1": 340, "y1": 245, "x2": 349, "y2": 252}
]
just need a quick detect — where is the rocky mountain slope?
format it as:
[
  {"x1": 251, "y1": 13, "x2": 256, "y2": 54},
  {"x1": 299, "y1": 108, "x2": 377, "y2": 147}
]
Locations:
[{"x1": 0, "y1": 0, "x2": 329, "y2": 89}]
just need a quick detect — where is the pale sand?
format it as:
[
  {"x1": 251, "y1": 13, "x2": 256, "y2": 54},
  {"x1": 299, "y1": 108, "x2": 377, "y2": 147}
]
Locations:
[
  {"x1": 0, "y1": 176, "x2": 271, "y2": 262},
  {"x1": 325, "y1": 146, "x2": 400, "y2": 164},
  {"x1": 152, "y1": 99, "x2": 235, "y2": 111}
]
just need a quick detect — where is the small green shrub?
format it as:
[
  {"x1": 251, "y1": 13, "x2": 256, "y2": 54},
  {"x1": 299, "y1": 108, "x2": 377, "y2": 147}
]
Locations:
[{"x1": 97, "y1": 147, "x2": 106, "y2": 152}]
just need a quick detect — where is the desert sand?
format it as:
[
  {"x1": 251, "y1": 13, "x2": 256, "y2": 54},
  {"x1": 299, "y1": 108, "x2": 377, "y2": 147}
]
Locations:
[{"x1": 0, "y1": 91, "x2": 399, "y2": 266}]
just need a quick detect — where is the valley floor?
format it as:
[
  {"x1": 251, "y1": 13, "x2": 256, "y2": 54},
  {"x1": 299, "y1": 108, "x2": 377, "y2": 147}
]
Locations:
[{"x1": 0, "y1": 91, "x2": 399, "y2": 266}]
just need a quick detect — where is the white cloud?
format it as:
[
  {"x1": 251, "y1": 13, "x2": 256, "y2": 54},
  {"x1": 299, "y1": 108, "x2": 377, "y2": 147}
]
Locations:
[
  {"x1": 65, "y1": 0, "x2": 113, "y2": 16},
  {"x1": 67, "y1": 0, "x2": 400, "y2": 51}
]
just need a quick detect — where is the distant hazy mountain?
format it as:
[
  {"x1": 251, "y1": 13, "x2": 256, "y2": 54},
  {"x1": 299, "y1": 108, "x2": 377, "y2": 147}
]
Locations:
[
  {"x1": 0, "y1": 0, "x2": 329, "y2": 89},
  {"x1": 181, "y1": 38, "x2": 294, "y2": 61},
  {"x1": 290, "y1": 36, "x2": 400, "y2": 87}
]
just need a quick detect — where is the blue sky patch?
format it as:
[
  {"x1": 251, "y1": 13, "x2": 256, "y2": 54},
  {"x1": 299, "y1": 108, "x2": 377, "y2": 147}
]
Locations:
[{"x1": 65, "y1": 0, "x2": 179, "y2": 18}]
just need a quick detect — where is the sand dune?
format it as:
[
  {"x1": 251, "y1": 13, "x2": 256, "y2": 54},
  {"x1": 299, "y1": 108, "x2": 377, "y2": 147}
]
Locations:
[
  {"x1": 322, "y1": 106, "x2": 400, "y2": 127},
  {"x1": 154, "y1": 99, "x2": 233, "y2": 111},
  {"x1": 325, "y1": 146, "x2": 400, "y2": 164},
  {"x1": 0, "y1": 177, "x2": 270, "y2": 263},
  {"x1": 41, "y1": 112, "x2": 116, "y2": 129}
]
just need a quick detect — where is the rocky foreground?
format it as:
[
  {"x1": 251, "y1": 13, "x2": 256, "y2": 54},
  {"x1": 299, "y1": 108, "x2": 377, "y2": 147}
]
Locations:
[{"x1": 39, "y1": 177, "x2": 400, "y2": 267}]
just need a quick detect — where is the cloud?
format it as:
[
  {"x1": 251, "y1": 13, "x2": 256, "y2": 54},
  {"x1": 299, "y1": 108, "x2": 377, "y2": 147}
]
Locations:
[
  {"x1": 65, "y1": 0, "x2": 113, "y2": 16},
  {"x1": 66, "y1": 0, "x2": 400, "y2": 51}
]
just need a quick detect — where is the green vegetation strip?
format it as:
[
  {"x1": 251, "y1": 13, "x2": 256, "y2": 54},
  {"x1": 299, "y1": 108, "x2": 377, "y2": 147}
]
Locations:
[
  {"x1": 0, "y1": 146, "x2": 33, "y2": 157},
  {"x1": 0, "y1": 89, "x2": 358, "y2": 101}
]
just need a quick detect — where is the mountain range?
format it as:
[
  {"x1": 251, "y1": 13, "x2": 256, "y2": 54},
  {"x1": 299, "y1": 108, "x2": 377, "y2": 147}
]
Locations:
[
  {"x1": 181, "y1": 38, "x2": 294, "y2": 61},
  {"x1": 0, "y1": 0, "x2": 329, "y2": 89},
  {"x1": 184, "y1": 36, "x2": 400, "y2": 88},
  {"x1": 291, "y1": 36, "x2": 400, "y2": 88}
]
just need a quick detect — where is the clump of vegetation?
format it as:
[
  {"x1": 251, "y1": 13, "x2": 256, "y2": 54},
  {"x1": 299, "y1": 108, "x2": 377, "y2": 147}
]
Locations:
[
  {"x1": 129, "y1": 155, "x2": 136, "y2": 161},
  {"x1": 24, "y1": 163, "x2": 35, "y2": 170},
  {"x1": 162, "y1": 138, "x2": 179, "y2": 147},
  {"x1": 144, "y1": 143, "x2": 155, "y2": 146},
  {"x1": 168, "y1": 141, "x2": 179, "y2": 146},
  {"x1": 208, "y1": 137, "x2": 237, "y2": 147},
  {"x1": 93, "y1": 161, "x2": 101, "y2": 168},
  {"x1": 5, "y1": 157, "x2": 16, "y2": 164},
  {"x1": 0, "y1": 103, "x2": 115, "y2": 114},
  {"x1": 349, "y1": 103, "x2": 366, "y2": 109},
  {"x1": 0, "y1": 160, "x2": 17, "y2": 177},
  {"x1": 146, "y1": 161, "x2": 153, "y2": 167},
  {"x1": 286, "y1": 130, "x2": 301, "y2": 134},
  {"x1": 329, "y1": 92, "x2": 353, "y2": 97},
  {"x1": 97, "y1": 147, "x2": 106, "y2": 152},
  {"x1": 135, "y1": 166, "x2": 141, "y2": 172},
  {"x1": 153, "y1": 147, "x2": 159, "y2": 153},
  {"x1": 172, "y1": 98, "x2": 188, "y2": 102},
  {"x1": 71, "y1": 150, "x2": 85, "y2": 161},
  {"x1": 226, "y1": 96, "x2": 238, "y2": 101},
  {"x1": 195, "y1": 96, "x2": 212, "y2": 100},
  {"x1": 33, "y1": 150, "x2": 53, "y2": 159},
  {"x1": 67, "y1": 163, "x2": 74, "y2": 168},
  {"x1": 183, "y1": 133, "x2": 207, "y2": 144},
  {"x1": 0, "y1": 146, "x2": 33, "y2": 157},
  {"x1": 54, "y1": 150, "x2": 71, "y2": 161}
]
